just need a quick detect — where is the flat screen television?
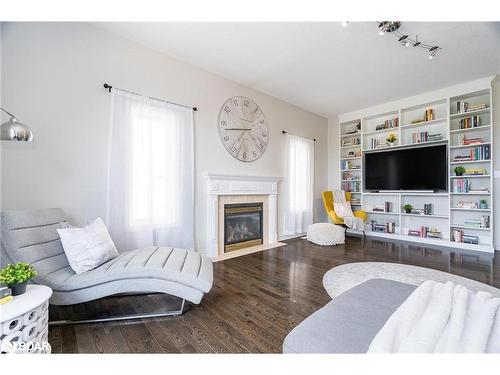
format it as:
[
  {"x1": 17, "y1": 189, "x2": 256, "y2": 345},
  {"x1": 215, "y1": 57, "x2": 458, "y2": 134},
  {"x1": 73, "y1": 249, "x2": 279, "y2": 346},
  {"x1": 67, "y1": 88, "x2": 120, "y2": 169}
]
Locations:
[{"x1": 364, "y1": 144, "x2": 447, "y2": 191}]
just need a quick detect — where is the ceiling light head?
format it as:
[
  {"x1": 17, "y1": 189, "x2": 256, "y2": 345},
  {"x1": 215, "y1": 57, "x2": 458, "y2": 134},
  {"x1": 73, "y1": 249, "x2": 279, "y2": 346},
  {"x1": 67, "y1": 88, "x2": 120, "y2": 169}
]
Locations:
[
  {"x1": 404, "y1": 41, "x2": 411, "y2": 47},
  {"x1": 379, "y1": 30, "x2": 385, "y2": 36},
  {"x1": 413, "y1": 41, "x2": 421, "y2": 47},
  {"x1": 341, "y1": 21, "x2": 349, "y2": 27},
  {"x1": 398, "y1": 35, "x2": 408, "y2": 42},
  {"x1": 428, "y1": 50, "x2": 437, "y2": 60}
]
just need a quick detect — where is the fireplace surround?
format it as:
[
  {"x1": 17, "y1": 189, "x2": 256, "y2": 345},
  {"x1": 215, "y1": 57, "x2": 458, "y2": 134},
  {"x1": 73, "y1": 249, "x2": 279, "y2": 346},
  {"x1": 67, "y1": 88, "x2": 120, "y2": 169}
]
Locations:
[{"x1": 205, "y1": 174, "x2": 280, "y2": 258}]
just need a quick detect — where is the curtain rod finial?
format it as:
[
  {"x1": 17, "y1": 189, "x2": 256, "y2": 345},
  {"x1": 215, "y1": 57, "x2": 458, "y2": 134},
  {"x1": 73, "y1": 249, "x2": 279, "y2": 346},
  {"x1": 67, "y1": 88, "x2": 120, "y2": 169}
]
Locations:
[{"x1": 103, "y1": 83, "x2": 112, "y2": 92}]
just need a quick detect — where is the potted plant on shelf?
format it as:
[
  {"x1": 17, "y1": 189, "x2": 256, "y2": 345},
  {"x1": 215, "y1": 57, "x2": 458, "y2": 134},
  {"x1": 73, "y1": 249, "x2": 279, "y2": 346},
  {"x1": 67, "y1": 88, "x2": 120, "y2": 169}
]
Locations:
[
  {"x1": 403, "y1": 204, "x2": 413, "y2": 214},
  {"x1": 454, "y1": 165, "x2": 466, "y2": 176},
  {"x1": 0, "y1": 262, "x2": 37, "y2": 296},
  {"x1": 386, "y1": 133, "x2": 397, "y2": 146}
]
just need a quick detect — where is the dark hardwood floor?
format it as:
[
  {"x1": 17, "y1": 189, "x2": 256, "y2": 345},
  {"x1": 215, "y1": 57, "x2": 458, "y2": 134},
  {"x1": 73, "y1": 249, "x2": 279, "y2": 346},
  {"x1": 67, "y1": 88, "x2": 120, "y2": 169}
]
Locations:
[{"x1": 49, "y1": 236, "x2": 500, "y2": 353}]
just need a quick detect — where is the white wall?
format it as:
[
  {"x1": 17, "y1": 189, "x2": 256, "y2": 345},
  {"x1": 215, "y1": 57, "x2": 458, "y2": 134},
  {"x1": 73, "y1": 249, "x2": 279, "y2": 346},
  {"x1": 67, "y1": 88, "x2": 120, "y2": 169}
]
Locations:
[
  {"x1": 0, "y1": 22, "x2": 328, "y2": 251},
  {"x1": 327, "y1": 117, "x2": 339, "y2": 191}
]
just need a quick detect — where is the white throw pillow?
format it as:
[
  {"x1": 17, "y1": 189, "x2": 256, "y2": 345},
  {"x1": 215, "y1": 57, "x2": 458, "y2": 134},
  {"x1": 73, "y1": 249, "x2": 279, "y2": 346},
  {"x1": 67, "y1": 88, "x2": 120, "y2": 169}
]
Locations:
[
  {"x1": 334, "y1": 201, "x2": 355, "y2": 218},
  {"x1": 57, "y1": 218, "x2": 119, "y2": 274}
]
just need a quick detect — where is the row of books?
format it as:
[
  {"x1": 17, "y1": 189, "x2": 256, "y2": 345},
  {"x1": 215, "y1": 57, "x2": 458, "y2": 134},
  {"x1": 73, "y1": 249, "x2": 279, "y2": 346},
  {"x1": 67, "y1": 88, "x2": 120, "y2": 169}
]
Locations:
[
  {"x1": 369, "y1": 221, "x2": 396, "y2": 234},
  {"x1": 375, "y1": 118, "x2": 399, "y2": 131},
  {"x1": 411, "y1": 132, "x2": 443, "y2": 144},
  {"x1": 407, "y1": 226, "x2": 442, "y2": 239},
  {"x1": 453, "y1": 145, "x2": 490, "y2": 161},
  {"x1": 456, "y1": 101, "x2": 487, "y2": 114},
  {"x1": 342, "y1": 172, "x2": 360, "y2": 181},
  {"x1": 368, "y1": 138, "x2": 390, "y2": 150},
  {"x1": 0, "y1": 286, "x2": 13, "y2": 305},
  {"x1": 342, "y1": 181, "x2": 360, "y2": 192},
  {"x1": 340, "y1": 160, "x2": 360, "y2": 170},
  {"x1": 462, "y1": 215, "x2": 490, "y2": 229},
  {"x1": 458, "y1": 115, "x2": 481, "y2": 129},
  {"x1": 455, "y1": 201, "x2": 479, "y2": 209},
  {"x1": 340, "y1": 137, "x2": 361, "y2": 147},
  {"x1": 457, "y1": 135, "x2": 484, "y2": 146},
  {"x1": 453, "y1": 178, "x2": 471, "y2": 193},
  {"x1": 451, "y1": 230, "x2": 479, "y2": 244},
  {"x1": 463, "y1": 168, "x2": 487, "y2": 176},
  {"x1": 372, "y1": 201, "x2": 393, "y2": 213}
]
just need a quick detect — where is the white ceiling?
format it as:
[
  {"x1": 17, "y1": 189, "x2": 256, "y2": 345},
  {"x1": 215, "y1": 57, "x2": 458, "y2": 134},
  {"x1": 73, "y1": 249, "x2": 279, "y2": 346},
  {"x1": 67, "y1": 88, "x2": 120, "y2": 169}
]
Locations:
[{"x1": 96, "y1": 22, "x2": 500, "y2": 118}]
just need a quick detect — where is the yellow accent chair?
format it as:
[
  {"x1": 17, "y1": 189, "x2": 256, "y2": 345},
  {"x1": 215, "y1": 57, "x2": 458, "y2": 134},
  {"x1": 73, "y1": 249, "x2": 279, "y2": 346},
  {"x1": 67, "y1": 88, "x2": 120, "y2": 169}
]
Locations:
[{"x1": 322, "y1": 191, "x2": 367, "y2": 233}]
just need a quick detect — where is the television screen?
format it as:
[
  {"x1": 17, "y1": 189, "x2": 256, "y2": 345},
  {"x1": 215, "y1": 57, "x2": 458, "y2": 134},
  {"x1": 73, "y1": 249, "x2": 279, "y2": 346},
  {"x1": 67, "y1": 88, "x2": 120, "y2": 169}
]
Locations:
[{"x1": 364, "y1": 144, "x2": 447, "y2": 191}]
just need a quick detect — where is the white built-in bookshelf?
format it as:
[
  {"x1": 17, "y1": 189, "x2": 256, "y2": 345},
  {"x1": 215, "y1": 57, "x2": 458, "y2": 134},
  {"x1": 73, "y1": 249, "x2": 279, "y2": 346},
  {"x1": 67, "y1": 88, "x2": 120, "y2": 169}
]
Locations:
[{"x1": 338, "y1": 81, "x2": 494, "y2": 253}]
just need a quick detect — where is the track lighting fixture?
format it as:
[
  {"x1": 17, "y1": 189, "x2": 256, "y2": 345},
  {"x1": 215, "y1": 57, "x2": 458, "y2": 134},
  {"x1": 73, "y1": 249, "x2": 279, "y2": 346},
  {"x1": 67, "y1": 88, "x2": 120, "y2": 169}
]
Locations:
[{"x1": 376, "y1": 22, "x2": 441, "y2": 60}]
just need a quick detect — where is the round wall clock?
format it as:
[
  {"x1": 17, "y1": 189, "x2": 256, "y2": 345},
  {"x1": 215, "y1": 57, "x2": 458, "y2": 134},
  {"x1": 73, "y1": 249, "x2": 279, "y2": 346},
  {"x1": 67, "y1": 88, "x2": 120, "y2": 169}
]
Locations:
[{"x1": 217, "y1": 96, "x2": 269, "y2": 162}]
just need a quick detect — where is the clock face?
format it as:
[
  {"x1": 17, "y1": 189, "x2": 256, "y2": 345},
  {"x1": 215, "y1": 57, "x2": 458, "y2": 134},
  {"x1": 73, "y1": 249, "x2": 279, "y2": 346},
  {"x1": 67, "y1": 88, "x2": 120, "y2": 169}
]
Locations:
[{"x1": 218, "y1": 96, "x2": 269, "y2": 162}]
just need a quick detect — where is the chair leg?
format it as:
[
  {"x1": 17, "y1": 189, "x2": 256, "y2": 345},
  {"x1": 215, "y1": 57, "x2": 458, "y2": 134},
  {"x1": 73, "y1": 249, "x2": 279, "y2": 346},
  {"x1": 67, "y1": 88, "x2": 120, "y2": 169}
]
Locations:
[{"x1": 49, "y1": 298, "x2": 187, "y2": 326}]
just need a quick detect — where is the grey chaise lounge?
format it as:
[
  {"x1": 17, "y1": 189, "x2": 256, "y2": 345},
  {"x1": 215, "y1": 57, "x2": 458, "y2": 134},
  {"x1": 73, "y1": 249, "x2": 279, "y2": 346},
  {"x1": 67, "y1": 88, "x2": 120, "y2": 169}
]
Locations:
[{"x1": 1, "y1": 208, "x2": 213, "y2": 323}]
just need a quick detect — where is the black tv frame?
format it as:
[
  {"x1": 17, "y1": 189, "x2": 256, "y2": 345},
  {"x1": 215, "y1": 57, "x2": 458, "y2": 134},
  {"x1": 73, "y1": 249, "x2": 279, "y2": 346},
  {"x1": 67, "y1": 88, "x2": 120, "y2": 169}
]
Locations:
[{"x1": 363, "y1": 143, "x2": 448, "y2": 192}]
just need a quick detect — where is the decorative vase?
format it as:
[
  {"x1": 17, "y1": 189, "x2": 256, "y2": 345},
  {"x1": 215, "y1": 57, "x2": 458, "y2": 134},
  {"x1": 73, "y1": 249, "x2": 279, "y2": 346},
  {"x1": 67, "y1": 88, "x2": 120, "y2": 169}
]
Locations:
[
  {"x1": 10, "y1": 281, "x2": 28, "y2": 296},
  {"x1": 455, "y1": 172, "x2": 463, "y2": 176},
  {"x1": 479, "y1": 201, "x2": 487, "y2": 209},
  {"x1": 405, "y1": 208, "x2": 412, "y2": 214},
  {"x1": 387, "y1": 142, "x2": 395, "y2": 147}
]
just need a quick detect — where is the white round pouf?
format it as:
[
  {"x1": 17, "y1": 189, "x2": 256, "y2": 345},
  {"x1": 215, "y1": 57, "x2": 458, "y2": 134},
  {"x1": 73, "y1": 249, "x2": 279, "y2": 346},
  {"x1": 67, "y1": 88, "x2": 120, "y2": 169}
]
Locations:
[
  {"x1": 307, "y1": 223, "x2": 345, "y2": 246},
  {"x1": 0, "y1": 285, "x2": 52, "y2": 354}
]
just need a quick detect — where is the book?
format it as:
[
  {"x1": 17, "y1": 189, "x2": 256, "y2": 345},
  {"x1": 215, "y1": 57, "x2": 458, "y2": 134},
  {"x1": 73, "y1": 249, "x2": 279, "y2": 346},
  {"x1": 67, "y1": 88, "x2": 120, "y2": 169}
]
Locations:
[{"x1": 0, "y1": 295, "x2": 13, "y2": 305}]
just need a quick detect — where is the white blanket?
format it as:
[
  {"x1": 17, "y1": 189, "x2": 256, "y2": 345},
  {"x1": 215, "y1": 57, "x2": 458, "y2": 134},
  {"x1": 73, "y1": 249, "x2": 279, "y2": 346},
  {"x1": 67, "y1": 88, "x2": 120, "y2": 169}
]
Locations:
[
  {"x1": 332, "y1": 190, "x2": 364, "y2": 230},
  {"x1": 368, "y1": 280, "x2": 500, "y2": 353}
]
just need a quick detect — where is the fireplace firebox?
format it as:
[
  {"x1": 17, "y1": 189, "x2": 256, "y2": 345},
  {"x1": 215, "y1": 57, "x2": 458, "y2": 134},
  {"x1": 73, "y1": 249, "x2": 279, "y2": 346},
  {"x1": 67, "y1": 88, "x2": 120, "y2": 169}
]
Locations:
[{"x1": 224, "y1": 203, "x2": 263, "y2": 252}]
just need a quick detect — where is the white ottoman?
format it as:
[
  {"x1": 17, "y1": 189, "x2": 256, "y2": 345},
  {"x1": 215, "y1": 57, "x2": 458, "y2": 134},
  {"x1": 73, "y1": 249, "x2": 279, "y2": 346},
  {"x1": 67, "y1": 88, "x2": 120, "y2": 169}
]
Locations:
[{"x1": 307, "y1": 223, "x2": 345, "y2": 246}]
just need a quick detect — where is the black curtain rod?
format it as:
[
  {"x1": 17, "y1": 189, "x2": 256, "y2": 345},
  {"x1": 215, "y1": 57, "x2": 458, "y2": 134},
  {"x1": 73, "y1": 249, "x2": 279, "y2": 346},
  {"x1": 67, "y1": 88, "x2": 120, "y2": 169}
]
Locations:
[
  {"x1": 282, "y1": 130, "x2": 316, "y2": 142},
  {"x1": 103, "y1": 83, "x2": 197, "y2": 111}
]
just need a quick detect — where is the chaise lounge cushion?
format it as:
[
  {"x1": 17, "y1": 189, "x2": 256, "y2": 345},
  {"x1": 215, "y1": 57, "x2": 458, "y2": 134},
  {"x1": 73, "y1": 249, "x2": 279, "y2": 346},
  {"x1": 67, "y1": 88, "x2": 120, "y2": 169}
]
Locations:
[
  {"x1": 45, "y1": 246, "x2": 213, "y2": 293},
  {"x1": 283, "y1": 278, "x2": 416, "y2": 353}
]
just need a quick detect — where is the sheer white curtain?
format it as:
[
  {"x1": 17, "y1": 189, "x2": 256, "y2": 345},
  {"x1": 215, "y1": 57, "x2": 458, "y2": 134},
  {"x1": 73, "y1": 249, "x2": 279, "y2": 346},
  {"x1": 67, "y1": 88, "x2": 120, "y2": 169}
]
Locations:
[
  {"x1": 284, "y1": 134, "x2": 314, "y2": 235},
  {"x1": 107, "y1": 89, "x2": 194, "y2": 251}
]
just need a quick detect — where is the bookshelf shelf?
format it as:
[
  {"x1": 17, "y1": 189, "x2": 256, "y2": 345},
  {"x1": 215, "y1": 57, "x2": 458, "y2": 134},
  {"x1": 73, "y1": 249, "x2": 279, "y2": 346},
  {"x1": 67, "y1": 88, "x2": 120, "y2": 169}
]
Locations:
[
  {"x1": 450, "y1": 142, "x2": 490, "y2": 149},
  {"x1": 450, "y1": 208, "x2": 490, "y2": 212},
  {"x1": 449, "y1": 125, "x2": 491, "y2": 134},
  {"x1": 340, "y1": 156, "x2": 361, "y2": 160},
  {"x1": 450, "y1": 175, "x2": 490, "y2": 179},
  {"x1": 405, "y1": 139, "x2": 448, "y2": 148},
  {"x1": 363, "y1": 128, "x2": 399, "y2": 136},
  {"x1": 401, "y1": 213, "x2": 449, "y2": 219},
  {"x1": 337, "y1": 83, "x2": 494, "y2": 253},
  {"x1": 450, "y1": 160, "x2": 490, "y2": 164},
  {"x1": 367, "y1": 211, "x2": 399, "y2": 216},
  {"x1": 401, "y1": 117, "x2": 447, "y2": 128},
  {"x1": 450, "y1": 192, "x2": 490, "y2": 195},
  {"x1": 450, "y1": 225, "x2": 491, "y2": 232},
  {"x1": 340, "y1": 132, "x2": 361, "y2": 138},
  {"x1": 449, "y1": 108, "x2": 490, "y2": 118}
]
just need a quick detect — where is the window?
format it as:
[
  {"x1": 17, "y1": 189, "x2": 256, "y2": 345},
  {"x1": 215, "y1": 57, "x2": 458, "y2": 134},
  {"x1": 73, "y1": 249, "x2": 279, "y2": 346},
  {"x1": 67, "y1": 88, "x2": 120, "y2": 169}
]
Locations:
[
  {"x1": 107, "y1": 90, "x2": 194, "y2": 250},
  {"x1": 283, "y1": 134, "x2": 314, "y2": 235},
  {"x1": 129, "y1": 107, "x2": 181, "y2": 228}
]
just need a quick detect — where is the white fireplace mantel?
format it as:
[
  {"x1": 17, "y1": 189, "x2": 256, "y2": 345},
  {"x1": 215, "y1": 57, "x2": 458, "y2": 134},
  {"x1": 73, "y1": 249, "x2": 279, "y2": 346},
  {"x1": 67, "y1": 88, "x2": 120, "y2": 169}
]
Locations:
[{"x1": 205, "y1": 174, "x2": 281, "y2": 258}]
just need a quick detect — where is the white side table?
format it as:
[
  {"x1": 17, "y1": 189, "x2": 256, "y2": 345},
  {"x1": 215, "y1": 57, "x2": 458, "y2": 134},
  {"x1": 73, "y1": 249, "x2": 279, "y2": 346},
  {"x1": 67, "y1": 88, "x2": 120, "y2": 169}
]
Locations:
[{"x1": 0, "y1": 285, "x2": 52, "y2": 354}]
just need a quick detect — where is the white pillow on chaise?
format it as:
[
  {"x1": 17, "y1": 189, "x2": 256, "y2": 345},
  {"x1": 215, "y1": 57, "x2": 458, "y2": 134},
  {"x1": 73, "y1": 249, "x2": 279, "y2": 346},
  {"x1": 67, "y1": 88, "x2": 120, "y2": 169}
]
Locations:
[{"x1": 57, "y1": 218, "x2": 118, "y2": 274}]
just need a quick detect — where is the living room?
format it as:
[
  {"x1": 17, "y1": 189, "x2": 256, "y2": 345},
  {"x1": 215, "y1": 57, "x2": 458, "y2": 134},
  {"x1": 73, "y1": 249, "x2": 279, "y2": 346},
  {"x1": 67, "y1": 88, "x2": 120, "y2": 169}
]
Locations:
[{"x1": 1, "y1": 1, "x2": 500, "y2": 372}]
